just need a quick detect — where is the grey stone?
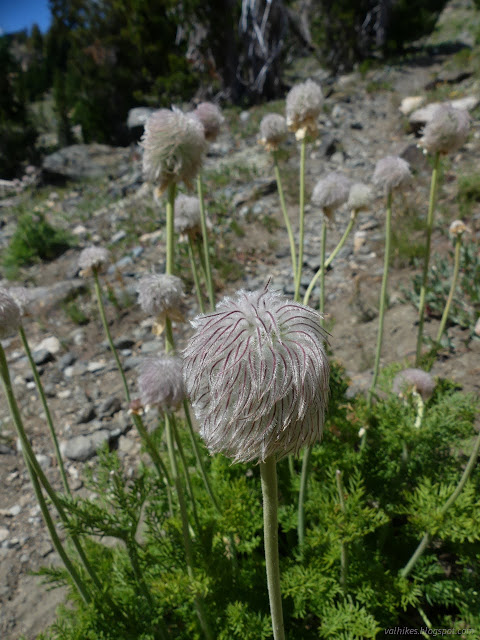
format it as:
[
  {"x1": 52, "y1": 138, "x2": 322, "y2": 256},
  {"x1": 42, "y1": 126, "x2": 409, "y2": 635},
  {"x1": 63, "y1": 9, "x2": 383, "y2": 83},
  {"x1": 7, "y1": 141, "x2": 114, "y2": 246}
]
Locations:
[
  {"x1": 97, "y1": 396, "x2": 122, "y2": 418},
  {"x1": 76, "y1": 403, "x2": 96, "y2": 424},
  {"x1": 58, "y1": 352, "x2": 76, "y2": 369},
  {"x1": 32, "y1": 349, "x2": 54, "y2": 366},
  {"x1": 42, "y1": 144, "x2": 131, "y2": 182},
  {"x1": 127, "y1": 107, "x2": 155, "y2": 129},
  {"x1": 60, "y1": 429, "x2": 112, "y2": 461}
]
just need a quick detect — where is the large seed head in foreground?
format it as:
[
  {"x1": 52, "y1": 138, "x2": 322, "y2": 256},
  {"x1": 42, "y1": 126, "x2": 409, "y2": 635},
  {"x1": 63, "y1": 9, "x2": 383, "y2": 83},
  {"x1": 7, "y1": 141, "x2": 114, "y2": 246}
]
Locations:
[
  {"x1": 142, "y1": 108, "x2": 207, "y2": 191},
  {"x1": 183, "y1": 285, "x2": 330, "y2": 463}
]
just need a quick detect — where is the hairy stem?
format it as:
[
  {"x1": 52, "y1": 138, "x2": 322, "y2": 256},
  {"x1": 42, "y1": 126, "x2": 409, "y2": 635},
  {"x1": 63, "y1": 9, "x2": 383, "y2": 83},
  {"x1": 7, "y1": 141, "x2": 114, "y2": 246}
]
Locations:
[
  {"x1": 297, "y1": 445, "x2": 311, "y2": 550},
  {"x1": 188, "y1": 235, "x2": 206, "y2": 313},
  {"x1": 19, "y1": 325, "x2": 70, "y2": 495},
  {"x1": 436, "y1": 235, "x2": 462, "y2": 344},
  {"x1": 369, "y1": 190, "x2": 393, "y2": 400},
  {"x1": 273, "y1": 150, "x2": 296, "y2": 279},
  {"x1": 171, "y1": 413, "x2": 201, "y2": 533},
  {"x1": 294, "y1": 137, "x2": 307, "y2": 302},
  {"x1": 335, "y1": 470, "x2": 348, "y2": 591},
  {"x1": 416, "y1": 152, "x2": 440, "y2": 365},
  {"x1": 197, "y1": 175, "x2": 215, "y2": 310},
  {"x1": 260, "y1": 456, "x2": 285, "y2": 640}
]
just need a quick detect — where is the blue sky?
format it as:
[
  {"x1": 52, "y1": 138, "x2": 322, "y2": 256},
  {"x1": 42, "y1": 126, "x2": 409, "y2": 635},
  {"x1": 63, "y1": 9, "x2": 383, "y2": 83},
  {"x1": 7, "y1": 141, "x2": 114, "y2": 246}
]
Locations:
[{"x1": 0, "y1": 0, "x2": 51, "y2": 35}]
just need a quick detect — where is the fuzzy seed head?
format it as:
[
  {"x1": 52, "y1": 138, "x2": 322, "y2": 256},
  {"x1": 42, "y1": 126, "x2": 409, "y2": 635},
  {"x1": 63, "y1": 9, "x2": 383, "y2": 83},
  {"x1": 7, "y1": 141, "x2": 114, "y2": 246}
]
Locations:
[
  {"x1": 138, "y1": 355, "x2": 184, "y2": 411},
  {"x1": 286, "y1": 80, "x2": 323, "y2": 139},
  {"x1": 183, "y1": 284, "x2": 330, "y2": 463},
  {"x1": 137, "y1": 274, "x2": 184, "y2": 318},
  {"x1": 312, "y1": 172, "x2": 351, "y2": 219},
  {"x1": 392, "y1": 368, "x2": 436, "y2": 401},
  {"x1": 347, "y1": 182, "x2": 373, "y2": 212},
  {"x1": 0, "y1": 288, "x2": 21, "y2": 339},
  {"x1": 193, "y1": 102, "x2": 224, "y2": 142},
  {"x1": 420, "y1": 104, "x2": 470, "y2": 155},
  {"x1": 175, "y1": 194, "x2": 202, "y2": 236},
  {"x1": 449, "y1": 219, "x2": 470, "y2": 237},
  {"x1": 373, "y1": 156, "x2": 411, "y2": 194},
  {"x1": 7, "y1": 287, "x2": 32, "y2": 316},
  {"x1": 78, "y1": 246, "x2": 110, "y2": 275},
  {"x1": 259, "y1": 114, "x2": 288, "y2": 152},
  {"x1": 142, "y1": 108, "x2": 207, "y2": 192}
]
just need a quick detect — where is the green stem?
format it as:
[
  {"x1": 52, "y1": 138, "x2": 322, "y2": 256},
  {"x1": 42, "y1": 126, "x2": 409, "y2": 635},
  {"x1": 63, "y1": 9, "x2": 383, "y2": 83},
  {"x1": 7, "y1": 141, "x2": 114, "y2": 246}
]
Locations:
[
  {"x1": 294, "y1": 137, "x2": 307, "y2": 302},
  {"x1": 416, "y1": 152, "x2": 440, "y2": 365},
  {"x1": 188, "y1": 235, "x2": 206, "y2": 313},
  {"x1": 166, "y1": 182, "x2": 177, "y2": 276},
  {"x1": 319, "y1": 221, "x2": 327, "y2": 318},
  {"x1": 260, "y1": 456, "x2": 285, "y2": 640},
  {"x1": 401, "y1": 426, "x2": 480, "y2": 578},
  {"x1": 273, "y1": 150, "x2": 296, "y2": 279},
  {"x1": 19, "y1": 325, "x2": 70, "y2": 496},
  {"x1": 335, "y1": 470, "x2": 348, "y2": 591},
  {"x1": 412, "y1": 391, "x2": 425, "y2": 429},
  {"x1": 183, "y1": 399, "x2": 220, "y2": 512},
  {"x1": 26, "y1": 456, "x2": 91, "y2": 603},
  {"x1": 197, "y1": 175, "x2": 215, "y2": 310},
  {"x1": 303, "y1": 211, "x2": 357, "y2": 307},
  {"x1": 369, "y1": 190, "x2": 393, "y2": 400},
  {"x1": 297, "y1": 445, "x2": 312, "y2": 549},
  {"x1": 93, "y1": 268, "x2": 130, "y2": 403},
  {"x1": 165, "y1": 412, "x2": 213, "y2": 639},
  {"x1": 436, "y1": 236, "x2": 462, "y2": 343},
  {"x1": 0, "y1": 344, "x2": 95, "y2": 603},
  {"x1": 171, "y1": 413, "x2": 201, "y2": 533}
]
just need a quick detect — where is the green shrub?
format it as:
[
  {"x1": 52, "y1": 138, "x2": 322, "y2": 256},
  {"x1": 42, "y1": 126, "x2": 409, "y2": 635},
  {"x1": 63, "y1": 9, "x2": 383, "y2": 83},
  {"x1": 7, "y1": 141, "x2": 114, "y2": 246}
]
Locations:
[{"x1": 2, "y1": 212, "x2": 73, "y2": 279}]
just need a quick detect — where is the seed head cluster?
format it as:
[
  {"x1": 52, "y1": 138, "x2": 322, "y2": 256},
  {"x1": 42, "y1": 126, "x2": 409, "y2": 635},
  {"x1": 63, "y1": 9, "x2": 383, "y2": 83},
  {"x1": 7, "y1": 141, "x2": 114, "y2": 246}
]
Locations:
[
  {"x1": 183, "y1": 285, "x2": 330, "y2": 463},
  {"x1": 142, "y1": 108, "x2": 207, "y2": 192},
  {"x1": 449, "y1": 219, "x2": 470, "y2": 237},
  {"x1": 420, "y1": 104, "x2": 470, "y2": 156},
  {"x1": 285, "y1": 80, "x2": 323, "y2": 140},
  {"x1": 373, "y1": 156, "x2": 411, "y2": 194},
  {"x1": 347, "y1": 182, "x2": 372, "y2": 212},
  {"x1": 259, "y1": 114, "x2": 288, "y2": 152},
  {"x1": 0, "y1": 288, "x2": 21, "y2": 339},
  {"x1": 193, "y1": 102, "x2": 224, "y2": 142},
  {"x1": 138, "y1": 355, "x2": 184, "y2": 411},
  {"x1": 7, "y1": 287, "x2": 32, "y2": 316},
  {"x1": 137, "y1": 274, "x2": 185, "y2": 319},
  {"x1": 174, "y1": 194, "x2": 202, "y2": 237},
  {"x1": 312, "y1": 172, "x2": 351, "y2": 219},
  {"x1": 78, "y1": 246, "x2": 111, "y2": 275},
  {"x1": 392, "y1": 368, "x2": 436, "y2": 401}
]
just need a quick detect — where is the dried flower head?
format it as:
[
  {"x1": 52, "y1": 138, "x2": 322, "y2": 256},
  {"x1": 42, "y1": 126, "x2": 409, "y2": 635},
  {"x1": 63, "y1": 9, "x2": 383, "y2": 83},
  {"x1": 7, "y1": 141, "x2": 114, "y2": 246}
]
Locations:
[
  {"x1": 312, "y1": 172, "x2": 351, "y2": 220},
  {"x1": 392, "y1": 368, "x2": 436, "y2": 401},
  {"x1": 259, "y1": 114, "x2": 288, "y2": 152},
  {"x1": 7, "y1": 287, "x2": 32, "y2": 316},
  {"x1": 0, "y1": 288, "x2": 21, "y2": 339},
  {"x1": 183, "y1": 284, "x2": 330, "y2": 463},
  {"x1": 286, "y1": 80, "x2": 323, "y2": 140},
  {"x1": 420, "y1": 104, "x2": 470, "y2": 155},
  {"x1": 78, "y1": 246, "x2": 110, "y2": 276},
  {"x1": 174, "y1": 194, "x2": 201, "y2": 238},
  {"x1": 449, "y1": 219, "x2": 470, "y2": 237},
  {"x1": 142, "y1": 108, "x2": 207, "y2": 192},
  {"x1": 373, "y1": 156, "x2": 411, "y2": 194},
  {"x1": 138, "y1": 355, "x2": 184, "y2": 411},
  {"x1": 137, "y1": 274, "x2": 185, "y2": 333},
  {"x1": 193, "y1": 102, "x2": 224, "y2": 142},
  {"x1": 347, "y1": 183, "x2": 372, "y2": 212}
]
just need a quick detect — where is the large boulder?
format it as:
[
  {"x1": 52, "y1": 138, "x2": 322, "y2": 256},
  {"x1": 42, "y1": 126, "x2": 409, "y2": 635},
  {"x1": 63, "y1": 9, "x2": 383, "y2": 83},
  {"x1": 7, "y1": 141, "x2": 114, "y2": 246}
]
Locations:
[{"x1": 42, "y1": 144, "x2": 131, "y2": 182}]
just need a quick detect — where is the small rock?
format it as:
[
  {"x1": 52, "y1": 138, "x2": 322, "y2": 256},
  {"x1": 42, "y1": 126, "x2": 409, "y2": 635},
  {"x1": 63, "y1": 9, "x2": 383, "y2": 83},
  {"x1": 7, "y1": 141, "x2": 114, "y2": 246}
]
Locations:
[
  {"x1": 60, "y1": 429, "x2": 112, "y2": 461},
  {"x1": 97, "y1": 396, "x2": 122, "y2": 418},
  {"x1": 87, "y1": 360, "x2": 106, "y2": 373},
  {"x1": 9, "y1": 504, "x2": 22, "y2": 517},
  {"x1": 240, "y1": 111, "x2": 250, "y2": 122},
  {"x1": 353, "y1": 230, "x2": 367, "y2": 253},
  {"x1": 475, "y1": 317, "x2": 480, "y2": 337},
  {"x1": 399, "y1": 96, "x2": 426, "y2": 116},
  {"x1": 35, "y1": 336, "x2": 62, "y2": 355},
  {"x1": 0, "y1": 527, "x2": 9, "y2": 543},
  {"x1": 111, "y1": 230, "x2": 127, "y2": 243},
  {"x1": 58, "y1": 352, "x2": 76, "y2": 369},
  {"x1": 36, "y1": 454, "x2": 51, "y2": 470},
  {"x1": 32, "y1": 349, "x2": 54, "y2": 366},
  {"x1": 76, "y1": 403, "x2": 96, "y2": 424}
]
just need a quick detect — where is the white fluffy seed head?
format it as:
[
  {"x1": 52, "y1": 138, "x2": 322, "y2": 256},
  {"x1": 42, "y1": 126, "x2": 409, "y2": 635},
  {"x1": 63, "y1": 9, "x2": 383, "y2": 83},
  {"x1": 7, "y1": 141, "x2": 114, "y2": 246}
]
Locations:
[
  {"x1": 312, "y1": 172, "x2": 351, "y2": 219},
  {"x1": 347, "y1": 182, "x2": 373, "y2": 212},
  {"x1": 78, "y1": 246, "x2": 110, "y2": 275},
  {"x1": 138, "y1": 355, "x2": 184, "y2": 411},
  {"x1": 285, "y1": 80, "x2": 323, "y2": 140},
  {"x1": 0, "y1": 288, "x2": 21, "y2": 339},
  {"x1": 420, "y1": 104, "x2": 470, "y2": 155},
  {"x1": 449, "y1": 219, "x2": 470, "y2": 237},
  {"x1": 373, "y1": 156, "x2": 411, "y2": 194},
  {"x1": 193, "y1": 102, "x2": 224, "y2": 142},
  {"x1": 183, "y1": 284, "x2": 330, "y2": 463},
  {"x1": 142, "y1": 108, "x2": 207, "y2": 192},
  {"x1": 392, "y1": 368, "x2": 436, "y2": 401},
  {"x1": 174, "y1": 194, "x2": 202, "y2": 236},
  {"x1": 259, "y1": 114, "x2": 288, "y2": 152},
  {"x1": 137, "y1": 274, "x2": 185, "y2": 318},
  {"x1": 7, "y1": 287, "x2": 32, "y2": 316}
]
